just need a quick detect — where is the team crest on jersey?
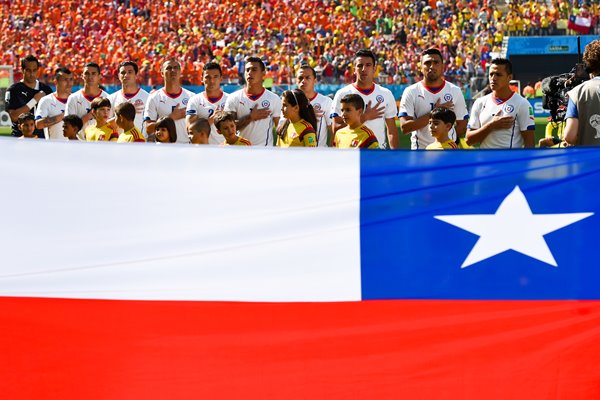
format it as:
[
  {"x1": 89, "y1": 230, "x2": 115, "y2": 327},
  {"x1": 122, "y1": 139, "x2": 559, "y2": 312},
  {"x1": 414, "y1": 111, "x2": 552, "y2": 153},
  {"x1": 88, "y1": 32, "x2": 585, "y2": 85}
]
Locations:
[
  {"x1": 504, "y1": 104, "x2": 515, "y2": 113},
  {"x1": 313, "y1": 103, "x2": 322, "y2": 111},
  {"x1": 351, "y1": 139, "x2": 359, "y2": 147},
  {"x1": 182, "y1": 98, "x2": 189, "y2": 106},
  {"x1": 444, "y1": 93, "x2": 453, "y2": 102},
  {"x1": 376, "y1": 95, "x2": 384, "y2": 103},
  {"x1": 262, "y1": 100, "x2": 270, "y2": 108},
  {"x1": 134, "y1": 99, "x2": 144, "y2": 107}
]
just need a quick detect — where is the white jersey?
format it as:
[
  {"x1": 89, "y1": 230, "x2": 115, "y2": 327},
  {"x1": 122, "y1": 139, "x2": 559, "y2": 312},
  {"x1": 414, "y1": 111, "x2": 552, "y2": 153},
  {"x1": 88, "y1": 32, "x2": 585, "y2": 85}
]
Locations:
[
  {"x1": 35, "y1": 93, "x2": 69, "y2": 140},
  {"x1": 308, "y1": 92, "x2": 333, "y2": 147},
  {"x1": 399, "y1": 80, "x2": 468, "y2": 149},
  {"x1": 468, "y1": 92, "x2": 535, "y2": 149},
  {"x1": 224, "y1": 88, "x2": 281, "y2": 146},
  {"x1": 109, "y1": 88, "x2": 150, "y2": 137},
  {"x1": 144, "y1": 87, "x2": 194, "y2": 143},
  {"x1": 186, "y1": 90, "x2": 228, "y2": 145},
  {"x1": 330, "y1": 83, "x2": 397, "y2": 149},
  {"x1": 65, "y1": 89, "x2": 110, "y2": 137}
]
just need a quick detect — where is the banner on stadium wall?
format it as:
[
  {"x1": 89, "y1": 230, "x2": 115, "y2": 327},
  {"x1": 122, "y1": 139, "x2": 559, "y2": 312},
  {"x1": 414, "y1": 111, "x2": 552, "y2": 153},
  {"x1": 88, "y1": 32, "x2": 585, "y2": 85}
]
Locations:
[
  {"x1": 1, "y1": 139, "x2": 600, "y2": 399},
  {"x1": 529, "y1": 98, "x2": 550, "y2": 117}
]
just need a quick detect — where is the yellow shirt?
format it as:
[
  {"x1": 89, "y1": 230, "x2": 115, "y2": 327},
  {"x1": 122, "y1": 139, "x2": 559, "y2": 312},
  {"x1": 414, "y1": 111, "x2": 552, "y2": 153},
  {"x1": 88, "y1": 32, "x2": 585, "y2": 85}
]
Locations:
[
  {"x1": 224, "y1": 136, "x2": 252, "y2": 146},
  {"x1": 277, "y1": 119, "x2": 317, "y2": 147},
  {"x1": 117, "y1": 126, "x2": 145, "y2": 143},
  {"x1": 426, "y1": 139, "x2": 459, "y2": 150},
  {"x1": 334, "y1": 124, "x2": 379, "y2": 149},
  {"x1": 85, "y1": 124, "x2": 119, "y2": 142}
]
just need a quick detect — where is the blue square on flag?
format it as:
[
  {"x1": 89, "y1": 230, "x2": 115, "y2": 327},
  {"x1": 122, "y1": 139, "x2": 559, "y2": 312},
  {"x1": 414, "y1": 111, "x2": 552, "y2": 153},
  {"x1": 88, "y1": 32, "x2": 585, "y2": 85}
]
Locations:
[{"x1": 359, "y1": 149, "x2": 600, "y2": 301}]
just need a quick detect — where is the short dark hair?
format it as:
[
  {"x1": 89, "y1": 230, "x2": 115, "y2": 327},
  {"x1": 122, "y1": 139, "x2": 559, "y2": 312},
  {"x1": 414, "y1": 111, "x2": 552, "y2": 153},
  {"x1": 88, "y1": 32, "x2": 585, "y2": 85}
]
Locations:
[
  {"x1": 84, "y1": 62, "x2": 101, "y2": 73},
  {"x1": 213, "y1": 111, "x2": 236, "y2": 131},
  {"x1": 355, "y1": 49, "x2": 376, "y2": 65},
  {"x1": 422, "y1": 48, "x2": 444, "y2": 62},
  {"x1": 490, "y1": 58, "x2": 513, "y2": 75},
  {"x1": 340, "y1": 93, "x2": 365, "y2": 110},
  {"x1": 118, "y1": 61, "x2": 139, "y2": 74},
  {"x1": 584, "y1": 39, "x2": 600, "y2": 74},
  {"x1": 298, "y1": 63, "x2": 317, "y2": 79},
  {"x1": 430, "y1": 107, "x2": 456, "y2": 125},
  {"x1": 17, "y1": 112, "x2": 35, "y2": 125},
  {"x1": 245, "y1": 56, "x2": 265, "y2": 71},
  {"x1": 189, "y1": 118, "x2": 210, "y2": 134},
  {"x1": 55, "y1": 67, "x2": 71, "y2": 77},
  {"x1": 21, "y1": 55, "x2": 39, "y2": 70},
  {"x1": 204, "y1": 61, "x2": 222, "y2": 75},
  {"x1": 90, "y1": 97, "x2": 111, "y2": 111},
  {"x1": 114, "y1": 102, "x2": 136, "y2": 121},
  {"x1": 63, "y1": 114, "x2": 84, "y2": 131}
]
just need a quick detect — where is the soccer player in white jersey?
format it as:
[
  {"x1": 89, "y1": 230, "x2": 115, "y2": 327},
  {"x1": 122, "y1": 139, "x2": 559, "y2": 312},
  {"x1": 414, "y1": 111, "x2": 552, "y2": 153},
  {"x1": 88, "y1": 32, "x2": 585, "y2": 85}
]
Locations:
[
  {"x1": 144, "y1": 58, "x2": 193, "y2": 143},
  {"x1": 186, "y1": 61, "x2": 228, "y2": 145},
  {"x1": 466, "y1": 58, "x2": 535, "y2": 148},
  {"x1": 330, "y1": 49, "x2": 398, "y2": 148},
  {"x1": 65, "y1": 62, "x2": 110, "y2": 136},
  {"x1": 399, "y1": 48, "x2": 468, "y2": 150},
  {"x1": 224, "y1": 56, "x2": 281, "y2": 146},
  {"x1": 296, "y1": 64, "x2": 332, "y2": 146},
  {"x1": 35, "y1": 67, "x2": 74, "y2": 140},
  {"x1": 109, "y1": 61, "x2": 149, "y2": 138}
]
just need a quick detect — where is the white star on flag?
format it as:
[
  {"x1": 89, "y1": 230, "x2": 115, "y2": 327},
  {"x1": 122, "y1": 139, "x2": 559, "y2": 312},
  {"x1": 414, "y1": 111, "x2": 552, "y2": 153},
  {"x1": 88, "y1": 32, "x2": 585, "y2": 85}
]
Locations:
[{"x1": 435, "y1": 186, "x2": 594, "y2": 268}]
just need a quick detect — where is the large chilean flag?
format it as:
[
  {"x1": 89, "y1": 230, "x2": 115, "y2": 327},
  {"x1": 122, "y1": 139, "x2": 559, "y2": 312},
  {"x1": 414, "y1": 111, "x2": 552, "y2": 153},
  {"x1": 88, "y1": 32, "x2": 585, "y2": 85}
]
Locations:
[{"x1": 1, "y1": 139, "x2": 600, "y2": 399}]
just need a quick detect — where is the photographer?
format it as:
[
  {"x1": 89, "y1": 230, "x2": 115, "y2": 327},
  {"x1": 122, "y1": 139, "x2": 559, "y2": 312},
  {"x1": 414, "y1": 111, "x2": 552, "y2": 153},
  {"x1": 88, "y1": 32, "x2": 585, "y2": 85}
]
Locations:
[{"x1": 564, "y1": 40, "x2": 600, "y2": 146}]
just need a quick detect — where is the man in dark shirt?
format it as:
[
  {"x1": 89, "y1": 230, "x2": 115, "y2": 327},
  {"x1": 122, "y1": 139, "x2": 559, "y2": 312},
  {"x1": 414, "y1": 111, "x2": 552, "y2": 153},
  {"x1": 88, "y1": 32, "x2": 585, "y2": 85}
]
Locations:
[{"x1": 5, "y1": 55, "x2": 53, "y2": 137}]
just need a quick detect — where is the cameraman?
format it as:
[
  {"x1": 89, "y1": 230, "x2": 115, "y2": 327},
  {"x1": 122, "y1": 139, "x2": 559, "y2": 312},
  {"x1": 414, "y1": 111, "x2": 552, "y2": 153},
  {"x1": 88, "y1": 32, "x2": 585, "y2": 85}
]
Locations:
[{"x1": 564, "y1": 40, "x2": 600, "y2": 146}]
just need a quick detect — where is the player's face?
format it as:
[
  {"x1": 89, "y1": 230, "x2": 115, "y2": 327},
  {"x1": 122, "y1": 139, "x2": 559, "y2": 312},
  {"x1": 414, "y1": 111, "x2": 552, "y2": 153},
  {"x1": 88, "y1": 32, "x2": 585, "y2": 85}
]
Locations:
[
  {"x1": 421, "y1": 54, "x2": 444, "y2": 84},
  {"x1": 296, "y1": 68, "x2": 316, "y2": 93},
  {"x1": 162, "y1": 61, "x2": 181, "y2": 84},
  {"x1": 22, "y1": 61, "x2": 39, "y2": 85},
  {"x1": 19, "y1": 119, "x2": 35, "y2": 137},
  {"x1": 156, "y1": 127, "x2": 171, "y2": 143},
  {"x1": 341, "y1": 103, "x2": 362, "y2": 127},
  {"x1": 83, "y1": 67, "x2": 101, "y2": 88},
  {"x1": 119, "y1": 65, "x2": 138, "y2": 88},
  {"x1": 203, "y1": 68, "x2": 222, "y2": 92},
  {"x1": 281, "y1": 96, "x2": 299, "y2": 120},
  {"x1": 245, "y1": 62, "x2": 265, "y2": 87},
  {"x1": 56, "y1": 73, "x2": 74, "y2": 94},
  {"x1": 354, "y1": 56, "x2": 375, "y2": 85},
  {"x1": 217, "y1": 120, "x2": 237, "y2": 139},
  {"x1": 489, "y1": 64, "x2": 512, "y2": 93}
]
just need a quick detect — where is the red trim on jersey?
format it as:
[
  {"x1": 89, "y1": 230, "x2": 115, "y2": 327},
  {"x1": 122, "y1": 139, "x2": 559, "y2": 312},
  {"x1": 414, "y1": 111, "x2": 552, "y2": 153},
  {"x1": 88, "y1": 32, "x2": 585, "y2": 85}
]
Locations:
[
  {"x1": 353, "y1": 84, "x2": 375, "y2": 96},
  {"x1": 205, "y1": 91, "x2": 224, "y2": 104},
  {"x1": 245, "y1": 88, "x2": 266, "y2": 101},
  {"x1": 163, "y1": 88, "x2": 183, "y2": 99},
  {"x1": 307, "y1": 93, "x2": 319, "y2": 102},
  {"x1": 492, "y1": 92, "x2": 515, "y2": 104},
  {"x1": 421, "y1": 80, "x2": 447, "y2": 94},
  {"x1": 83, "y1": 92, "x2": 102, "y2": 103},
  {"x1": 123, "y1": 88, "x2": 141, "y2": 99},
  {"x1": 54, "y1": 94, "x2": 68, "y2": 104}
]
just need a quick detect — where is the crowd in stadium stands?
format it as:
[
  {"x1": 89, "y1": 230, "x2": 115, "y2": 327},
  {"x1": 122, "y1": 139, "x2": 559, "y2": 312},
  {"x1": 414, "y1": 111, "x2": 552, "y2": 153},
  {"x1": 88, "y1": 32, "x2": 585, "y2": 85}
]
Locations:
[{"x1": 1, "y1": 0, "x2": 599, "y2": 88}]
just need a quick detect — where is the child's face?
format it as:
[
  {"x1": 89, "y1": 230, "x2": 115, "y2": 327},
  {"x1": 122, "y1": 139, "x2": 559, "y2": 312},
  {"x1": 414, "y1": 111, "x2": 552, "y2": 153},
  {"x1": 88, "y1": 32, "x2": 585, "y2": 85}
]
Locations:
[
  {"x1": 115, "y1": 114, "x2": 126, "y2": 129},
  {"x1": 281, "y1": 97, "x2": 299, "y2": 120},
  {"x1": 428, "y1": 118, "x2": 451, "y2": 139},
  {"x1": 19, "y1": 119, "x2": 35, "y2": 137},
  {"x1": 93, "y1": 106, "x2": 111, "y2": 124},
  {"x1": 341, "y1": 103, "x2": 362, "y2": 127},
  {"x1": 63, "y1": 122, "x2": 77, "y2": 139},
  {"x1": 217, "y1": 120, "x2": 237, "y2": 139},
  {"x1": 156, "y1": 127, "x2": 171, "y2": 143}
]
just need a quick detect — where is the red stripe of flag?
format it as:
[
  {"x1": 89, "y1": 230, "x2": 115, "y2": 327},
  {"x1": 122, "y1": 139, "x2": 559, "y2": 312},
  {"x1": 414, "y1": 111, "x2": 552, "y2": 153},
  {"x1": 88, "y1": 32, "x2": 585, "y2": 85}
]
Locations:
[{"x1": 1, "y1": 297, "x2": 599, "y2": 399}]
